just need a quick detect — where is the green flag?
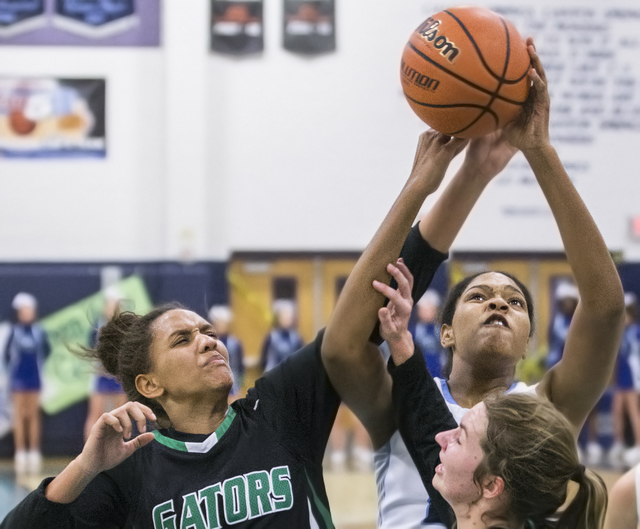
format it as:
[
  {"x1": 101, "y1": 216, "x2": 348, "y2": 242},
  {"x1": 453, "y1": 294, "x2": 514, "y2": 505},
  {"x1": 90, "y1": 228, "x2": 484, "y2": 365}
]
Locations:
[{"x1": 40, "y1": 276, "x2": 153, "y2": 415}]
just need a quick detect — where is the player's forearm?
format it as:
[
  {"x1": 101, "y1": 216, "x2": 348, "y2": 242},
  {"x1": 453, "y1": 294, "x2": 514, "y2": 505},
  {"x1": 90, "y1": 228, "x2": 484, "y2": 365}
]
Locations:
[
  {"x1": 323, "y1": 174, "x2": 436, "y2": 356},
  {"x1": 45, "y1": 456, "x2": 98, "y2": 504},
  {"x1": 525, "y1": 144, "x2": 624, "y2": 316},
  {"x1": 419, "y1": 163, "x2": 491, "y2": 253}
]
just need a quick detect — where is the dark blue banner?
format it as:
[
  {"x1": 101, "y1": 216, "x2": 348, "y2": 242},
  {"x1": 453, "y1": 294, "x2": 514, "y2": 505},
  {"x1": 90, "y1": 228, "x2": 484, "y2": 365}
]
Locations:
[
  {"x1": 211, "y1": 0, "x2": 264, "y2": 55},
  {"x1": 283, "y1": 0, "x2": 335, "y2": 54}
]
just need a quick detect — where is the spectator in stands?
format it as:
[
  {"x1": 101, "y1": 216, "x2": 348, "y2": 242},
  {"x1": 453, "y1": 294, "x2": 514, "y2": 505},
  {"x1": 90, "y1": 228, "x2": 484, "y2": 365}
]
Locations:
[
  {"x1": 5, "y1": 292, "x2": 50, "y2": 475},
  {"x1": 545, "y1": 280, "x2": 579, "y2": 369},
  {"x1": 260, "y1": 299, "x2": 304, "y2": 372},
  {"x1": 412, "y1": 289, "x2": 445, "y2": 379},
  {"x1": 83, "y1": 289, "x2": 127, "y2": 441},
  {"x1": 208, "y1": 305, "x2": 245, "y2": 400},
  {"x1": 609, "y1": 292, "x2": 640, "y2": 469}
]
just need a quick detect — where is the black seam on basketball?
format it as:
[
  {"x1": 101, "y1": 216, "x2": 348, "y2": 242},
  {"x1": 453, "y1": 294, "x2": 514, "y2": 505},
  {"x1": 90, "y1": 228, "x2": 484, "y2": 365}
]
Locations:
[
  {"x1": 448, "y1": 109, "x2": 493, "y2": 135},
  {"x1": 443, "y1": 9, "x2": 528, "y2": 85},
  {"x1": 476, "y1": 17, "x2": 510, "y2": 129},
  {"x1": 501, "y1": 19, "x2": 511, "y2": 80},
  {"x1": 407, "y1": 42, "x2": 526, "y2": 106},
  {"x1": 406, "y1": 95, "x2": 499, "y2": 127},
  {"x1": 443, "y1": 10, "x2": 503, "y2": 81}
]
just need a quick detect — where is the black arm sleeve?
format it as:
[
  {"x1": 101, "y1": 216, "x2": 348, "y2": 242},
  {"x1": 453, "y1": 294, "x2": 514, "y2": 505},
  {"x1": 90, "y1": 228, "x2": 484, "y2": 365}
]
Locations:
[
  {"x1": 0, "y1": 478, "x2": 75, "y2": 529},
  {"x1": 246, "y1": 329, "x2": 341, "y2": 464},
  {"x1": 0, "y1": 472, "x2": 128, "y2": 529},
  {"x1": 389, "y1": 346, "x2": 457, "y2": 528},
  {"x1": 370, "y1": 222, "x2": 449, "y2": 344}
]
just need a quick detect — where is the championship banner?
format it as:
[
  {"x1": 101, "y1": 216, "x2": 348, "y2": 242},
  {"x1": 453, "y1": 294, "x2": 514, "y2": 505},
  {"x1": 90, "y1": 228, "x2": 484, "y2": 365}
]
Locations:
[
  {"x1": 0, "y1": 0, "x2": 160, "y2": 46},
  {"x1": 211, "y1": 0, "x2": 264, "y2": 55},
  {"x1": 0, "y1": 78, "x2": 106, "y2": 159},
  {"x1": 283, "y1": 0, "x2": 335, "y2": 54},
  {"x1": 40, "y1": 276, "x2": 153, "y2": 415}
]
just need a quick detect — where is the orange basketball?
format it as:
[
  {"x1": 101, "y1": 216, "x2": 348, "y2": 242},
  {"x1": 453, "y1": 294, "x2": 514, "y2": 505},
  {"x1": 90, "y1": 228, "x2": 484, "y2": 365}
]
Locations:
[{"x1": 400, "y1": 6, "x2": 530, "y2": 138}]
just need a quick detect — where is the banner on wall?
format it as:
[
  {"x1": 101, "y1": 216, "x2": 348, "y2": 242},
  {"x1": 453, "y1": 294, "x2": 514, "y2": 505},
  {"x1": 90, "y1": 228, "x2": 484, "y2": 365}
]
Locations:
[
  {"x1": 210, "y1": 0, "x2": 264, "y2": 55},
  {"x1": 0, "y1": 0, "x2": 160, "y2": 46},
  {"x1": 283, "y1": 0, "x2": 335, "y2": 54},
  {"x1": 0, "y1": 78, "x2": 106, "y2": 159},
  {"x1": 40, "y1": 276, "x2": 153, "y2": 415}
]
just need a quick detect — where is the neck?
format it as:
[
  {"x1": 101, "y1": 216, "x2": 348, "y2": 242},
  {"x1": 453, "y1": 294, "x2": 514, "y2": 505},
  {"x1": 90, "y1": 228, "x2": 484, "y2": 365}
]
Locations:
[
  {"x1": 452, "y1": 502, "x2": 519, "y2": 529},
  {"x1": 447, "y1": 356, "x2": 516, "y2": 409},
  {"x1": 163, "y1": 392, "x2": 230, "y2": 434}
]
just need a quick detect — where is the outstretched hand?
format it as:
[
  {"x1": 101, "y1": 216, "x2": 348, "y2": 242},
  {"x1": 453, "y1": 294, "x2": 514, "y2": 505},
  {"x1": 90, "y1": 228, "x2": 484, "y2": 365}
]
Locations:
[
  {"x1": 410, "y1": 130, "x2": 469, "y2": 194},
  {"x1": 462, "y1": 130, "x2": 518, "y2": 184},
  {"x1": 502, "y1": 37, "x2": 551, "y2": 152},
  {"x1": 77, "y1": 401, "x2": 156, "y2": 476},
  {"x1": 373, "y1": 259, "x2": 415, "y2": 365}
]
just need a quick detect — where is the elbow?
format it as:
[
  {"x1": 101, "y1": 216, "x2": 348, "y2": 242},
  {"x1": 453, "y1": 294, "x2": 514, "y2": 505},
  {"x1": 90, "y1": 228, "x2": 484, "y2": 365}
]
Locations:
[
  {"x1": 321, "y1": 327, "x2": 354, "y2": 365},
  {"x1": 603, "y1": 281, "x2": 626, "y2": 319},
  {"x1": 584, "y1": 286, "x2": 626, "y2": 323}
]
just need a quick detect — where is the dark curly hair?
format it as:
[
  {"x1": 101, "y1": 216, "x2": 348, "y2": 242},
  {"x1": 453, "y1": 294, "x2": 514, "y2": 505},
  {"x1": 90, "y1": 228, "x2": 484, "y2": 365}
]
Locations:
[{"x1": 83, "y1": 303, "x2": 184, "y2": 427}]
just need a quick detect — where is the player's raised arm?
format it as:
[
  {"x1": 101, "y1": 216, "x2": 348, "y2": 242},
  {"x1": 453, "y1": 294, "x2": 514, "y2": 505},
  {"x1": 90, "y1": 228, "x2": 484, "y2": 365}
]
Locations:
[
  {"x1": 419, "y1": 130, "x2": 517, "y2": 254},
  {"x1": 505, "y1": 39, "x2": 625, "y2": 434},
  {"x1": 321, "y1": 131, "x2": 467, "y2": 448}
]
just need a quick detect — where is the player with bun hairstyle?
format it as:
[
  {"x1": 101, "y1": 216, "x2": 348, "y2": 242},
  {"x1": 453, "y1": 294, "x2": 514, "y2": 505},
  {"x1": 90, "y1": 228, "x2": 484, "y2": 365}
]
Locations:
[
  {"x1": 0, "y1": 84, "x2": 470, "y2": 529},
  {"x1": 322, "y1": 38, "x2": 624, "y2": 528},
  {"x1": 378, "y1": 260, "x2": 607, "y2": 528}
]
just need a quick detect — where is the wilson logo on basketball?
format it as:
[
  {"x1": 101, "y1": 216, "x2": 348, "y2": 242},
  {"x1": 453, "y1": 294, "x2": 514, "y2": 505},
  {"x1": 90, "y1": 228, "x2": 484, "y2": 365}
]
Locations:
[
  {"x1": 417, "y1": 17, "x2": 460, "y2": 63},
  {"x1": 401, "y1": 60, "x2": 440, "y2": 91}
]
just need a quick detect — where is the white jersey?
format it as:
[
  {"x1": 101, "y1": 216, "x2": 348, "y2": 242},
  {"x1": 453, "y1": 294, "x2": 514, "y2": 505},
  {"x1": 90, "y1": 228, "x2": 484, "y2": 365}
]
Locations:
[{"x1": 374, "y1": 377, "x2": 538, "y2": 529}]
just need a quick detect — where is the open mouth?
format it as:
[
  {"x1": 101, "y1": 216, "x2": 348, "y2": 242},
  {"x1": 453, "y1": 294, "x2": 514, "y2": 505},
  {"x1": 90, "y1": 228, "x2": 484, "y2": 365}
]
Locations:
[{"x1": 484, "y1": 314, "x2": 509, "y2": 328}]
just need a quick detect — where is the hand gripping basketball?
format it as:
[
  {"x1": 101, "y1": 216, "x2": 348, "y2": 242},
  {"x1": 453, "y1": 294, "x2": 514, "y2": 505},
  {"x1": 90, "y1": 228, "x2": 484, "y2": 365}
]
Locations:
[{"x1": 502, "y1": 38, "x2": 551, "y2": 153}]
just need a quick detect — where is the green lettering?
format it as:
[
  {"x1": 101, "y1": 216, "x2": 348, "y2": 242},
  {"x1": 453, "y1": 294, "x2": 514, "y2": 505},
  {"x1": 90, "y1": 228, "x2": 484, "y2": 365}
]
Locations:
[
  {"x1": 199, "y1": 483, "x2": 222, "y2": 529},
  {"x1": 153, "y1": 500, "x2": 177, "y2": 529},
  {"x1": 180, "y1": 492, "x2": 206, "y2": 529},
  {"x1": 246, "y1": 470, "x2": 273, "y2": 518},
  {"x1": 271, "y1": 466, "x2": 294, "y2": 512},
  {"x1": 223, "y1": 476, "x2": 248, "y2": 524}
]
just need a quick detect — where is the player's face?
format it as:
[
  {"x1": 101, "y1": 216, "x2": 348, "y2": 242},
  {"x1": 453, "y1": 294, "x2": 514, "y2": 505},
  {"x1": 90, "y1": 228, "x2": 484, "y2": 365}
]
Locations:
[
  {"x1": 432, "y1": 402, "x2": 488, "y2": 505},
  {"x1": 442, "y1": 272, "x2": 530, "y2": 370},
  {"x1": 149, "y1": 309, "x2": 233, "y2": 398}
]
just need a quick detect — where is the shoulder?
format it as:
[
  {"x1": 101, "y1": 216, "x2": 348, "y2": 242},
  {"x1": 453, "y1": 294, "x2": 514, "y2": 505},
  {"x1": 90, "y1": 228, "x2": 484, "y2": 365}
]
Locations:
[{"x1": 609, "y1": 465, "x2": 638, "y2": 516}]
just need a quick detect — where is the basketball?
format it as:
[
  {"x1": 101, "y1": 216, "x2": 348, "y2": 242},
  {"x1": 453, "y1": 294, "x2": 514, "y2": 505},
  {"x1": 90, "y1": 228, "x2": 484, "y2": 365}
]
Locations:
[{"x1": 400, "y1": 6, "x2": 531, "y2": 138}]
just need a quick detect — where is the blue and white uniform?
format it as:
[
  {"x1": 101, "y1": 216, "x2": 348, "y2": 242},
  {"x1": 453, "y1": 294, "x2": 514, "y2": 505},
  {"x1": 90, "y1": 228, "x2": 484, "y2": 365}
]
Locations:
[
  {"x1": 546, "y1": 312, "x2": 572, "y2": 369},
  {"x1": 413, "y1": 322, "x2": 445, "y2": 380},
  {"x1": 220, "y1": 334, "x2": 244, "y2": 395},
  {"x1": 375, "y1": 377, "x2": 537, "y2": 529},
  {"x1": 616, "y1": 323, "x2": 640, "y2": 391},
  {"x1": 261, "y1": 329, "x2": 304, "y2": 372},
  {"x1": 4, "y1": 323, "x2": 49, "y2": 392}
]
